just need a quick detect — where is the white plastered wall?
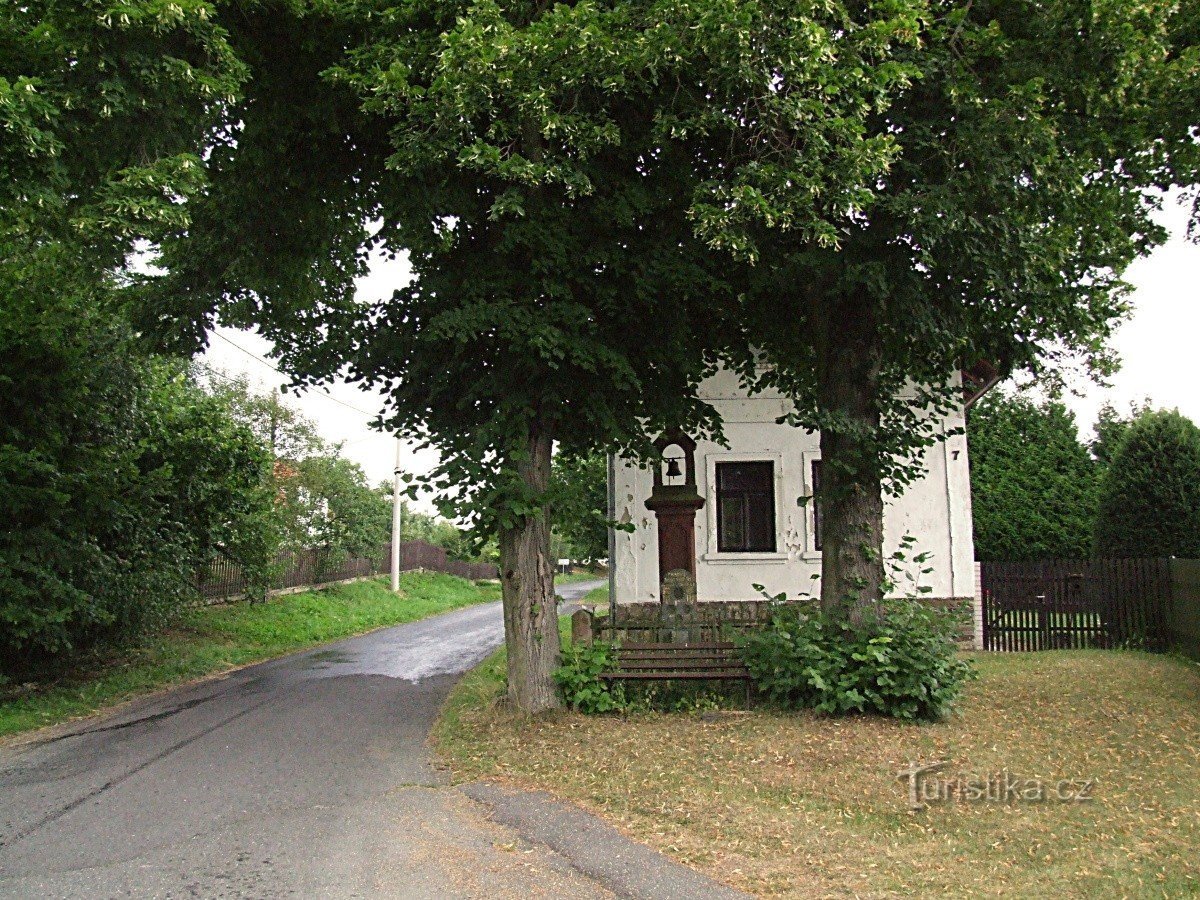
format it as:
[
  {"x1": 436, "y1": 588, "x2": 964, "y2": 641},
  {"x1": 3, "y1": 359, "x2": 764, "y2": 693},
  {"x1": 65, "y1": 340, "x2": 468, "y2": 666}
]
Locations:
[{"x1": 611, "y1": 368, "x2": 976, "y2": 604}]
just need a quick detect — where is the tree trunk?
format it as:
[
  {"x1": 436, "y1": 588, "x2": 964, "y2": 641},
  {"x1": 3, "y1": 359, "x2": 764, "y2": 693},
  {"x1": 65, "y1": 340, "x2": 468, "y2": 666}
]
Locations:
[
  {"x1": 498, "y1": 427, "x2": 562, "y2": 713},
  {"x1": 816, "y1": 292, "x2": 885, "y2": 623}
]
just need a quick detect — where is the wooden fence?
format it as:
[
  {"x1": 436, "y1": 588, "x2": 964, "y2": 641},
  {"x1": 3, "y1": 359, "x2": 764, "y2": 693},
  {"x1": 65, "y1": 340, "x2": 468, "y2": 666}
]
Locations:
[
  {"x1": 198, "y1": 540, "x2": 498, "y2": 603},
  {"x1": 979, "y1": 558, "x2": 1175, "y2": 651},
  {"x1": 1170, "y1": 559, "x2": 1200, "y2": 661}
]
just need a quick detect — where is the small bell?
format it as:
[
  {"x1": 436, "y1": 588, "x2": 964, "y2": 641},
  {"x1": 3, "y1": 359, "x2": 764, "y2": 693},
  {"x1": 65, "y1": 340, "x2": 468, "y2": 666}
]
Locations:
[{"x1": 664, "y1": 456, "x2": 683, "y2": 480}]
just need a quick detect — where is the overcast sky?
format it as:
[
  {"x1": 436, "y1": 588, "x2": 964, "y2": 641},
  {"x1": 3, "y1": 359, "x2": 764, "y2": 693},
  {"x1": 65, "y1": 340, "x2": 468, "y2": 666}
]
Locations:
[
  {"x1": 200, "y1": 249, "x2": 435, "y2": 505},
  {"x1": 1057, "y1": 196, "x2": 1199, "y2": 430},
  {"x1": 202, "y1": 197, "x2": 1199, "y2": 510}
]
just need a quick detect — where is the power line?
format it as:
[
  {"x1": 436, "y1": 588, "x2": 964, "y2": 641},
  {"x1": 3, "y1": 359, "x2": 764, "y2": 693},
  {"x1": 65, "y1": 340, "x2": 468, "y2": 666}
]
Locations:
[
  {"x1": 209, "y1": 330, "x2": 379, "y2": 418},
  {"x1": 194, "y1": 361, "x2": 399, "y2": 461}
]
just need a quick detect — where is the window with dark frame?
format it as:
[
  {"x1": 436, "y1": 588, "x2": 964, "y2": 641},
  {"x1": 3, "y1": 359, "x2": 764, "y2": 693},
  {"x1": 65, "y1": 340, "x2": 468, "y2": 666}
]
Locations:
[
  {"x1": 811, "y1": 459, "x2": 823, "y2": 551},
  {"x1": 715, "y1": 461, "x2": 776, "y2": 553}
]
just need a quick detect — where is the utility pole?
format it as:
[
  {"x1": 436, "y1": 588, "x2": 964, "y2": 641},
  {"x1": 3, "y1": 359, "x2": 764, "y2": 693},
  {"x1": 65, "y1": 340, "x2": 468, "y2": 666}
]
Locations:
[
  {"x1": 391, "y1": 438, "x2": 402, "y2": 592},
  {"x1": 269, "y1": 391, "x2": 279, "y2": 456}
]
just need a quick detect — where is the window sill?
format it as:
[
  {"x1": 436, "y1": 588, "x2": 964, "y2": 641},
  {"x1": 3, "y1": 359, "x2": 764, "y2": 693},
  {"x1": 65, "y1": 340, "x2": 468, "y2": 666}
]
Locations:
[{"x1": 701, "y1": 552, "x2": 790, "y2": 564}]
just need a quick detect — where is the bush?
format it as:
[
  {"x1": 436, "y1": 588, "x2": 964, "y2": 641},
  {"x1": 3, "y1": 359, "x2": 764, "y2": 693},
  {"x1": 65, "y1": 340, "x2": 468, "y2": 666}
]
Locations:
[
  {"x1": 0, "y1": 272, "x2": 278, "y2": 674},
  {"x1": 738, "y1": 598, "x2": 974, "y2": 722},
  {"x1": 554, "y1": 642, "x2": 626, "y2": 713},
  {"x1": 968, "y1": 392, "x2": 1099, "y2": 561},
  {"x1": 1093, "y1": 409, "x2": 1200, "y2": 558}
]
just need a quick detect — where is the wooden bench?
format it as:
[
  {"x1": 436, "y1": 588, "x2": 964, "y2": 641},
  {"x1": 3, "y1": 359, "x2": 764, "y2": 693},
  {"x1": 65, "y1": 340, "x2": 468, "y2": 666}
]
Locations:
[{"x1": 600, "y1": 641, "x2": 751, "y2": 682}]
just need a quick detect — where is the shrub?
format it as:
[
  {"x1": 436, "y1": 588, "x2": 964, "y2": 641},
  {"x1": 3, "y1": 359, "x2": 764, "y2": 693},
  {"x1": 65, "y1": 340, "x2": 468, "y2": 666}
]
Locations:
[
  {"x1": 554, "y1": 642, "x2": 626, "y2": 713},
  {"x1": 0, "y1": 280, "x2": 278, "y2": 674},
  {"x1": 1094, "y1": 409, "x2": 1200, "y2": 558},
  {"x1": 738, "y1": 598, "x2": 974, "y2": 722},
  {"x1": 968, "y1": 392, "x2": 1099, "y2": 561}
]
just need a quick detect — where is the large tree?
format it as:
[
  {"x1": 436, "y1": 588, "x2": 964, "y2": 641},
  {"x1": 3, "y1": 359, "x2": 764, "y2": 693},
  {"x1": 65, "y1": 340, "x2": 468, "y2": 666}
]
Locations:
[
  {"x1": 692, "y1": 0, "x2": 1200, "y2": 617},
  {"x1": 145, "y1": 0, "x2": 924, "y2": 711}
]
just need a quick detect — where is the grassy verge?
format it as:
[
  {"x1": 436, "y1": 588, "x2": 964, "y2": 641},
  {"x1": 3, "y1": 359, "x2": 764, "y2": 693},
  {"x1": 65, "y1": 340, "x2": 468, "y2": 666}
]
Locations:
[
  {"x1": 556, "y1": 570, "x2": 607, "y2": 586},
  {"x1": 1, "y1": 572, "x2": 499, "y2": 741},
  {"x1": 436, "y1": 642, "x2": 1200, "y2": 898},
  {"x1": 579, "y1": 584, "x2": 609, "y2": 605}
]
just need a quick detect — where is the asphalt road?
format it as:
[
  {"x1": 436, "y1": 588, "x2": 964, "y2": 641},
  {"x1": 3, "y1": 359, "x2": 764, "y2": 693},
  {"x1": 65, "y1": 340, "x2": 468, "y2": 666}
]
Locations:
[{"x1": 0, "y1": 580, "x2": 749, "y2": 900}]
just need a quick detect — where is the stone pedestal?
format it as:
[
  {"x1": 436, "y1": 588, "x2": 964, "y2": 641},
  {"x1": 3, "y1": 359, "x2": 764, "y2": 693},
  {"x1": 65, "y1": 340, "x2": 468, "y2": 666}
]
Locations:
[
  {"x1": 570, "y1": 609, "x2": 594, "y2": 646},
  {"x1": 661, "y1": 569, "x2": 699, "y2": 643}
]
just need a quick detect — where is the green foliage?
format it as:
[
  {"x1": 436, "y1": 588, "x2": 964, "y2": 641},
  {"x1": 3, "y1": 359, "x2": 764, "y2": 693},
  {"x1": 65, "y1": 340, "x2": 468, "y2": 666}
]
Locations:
[
  {"x1": 199, "y1": 368, "x2": 326, "y2": 462},
  {"x1": 969, "y1": 392, "x2": 1099, "y2": 561},
  {"x1": 0, "y1": 261, "x2": 277, "y2": 671},
  {"x1": 375, "y1": 493, "x2": 489, "y2": 562},
  {"x1": 738, "y1": 598, "x2": 975, "y2": 722},
  {"x1": 554, "y1": 642, "x2": 626, "y2": 714},
  {"x1": 283, "y1": 455, "x2": 390, "y2": 571},
  {"x1": 402, "y1": 506, "x2": 474, "y2": 561},
  {"x1": 1094, "y1": 410, "x2": 1200, "y2": 558},
  {"x1": 202, "y1": 373, "x2": 395, "y2": 568},
  {"x1": 1090, "y1": 399, "x2": 1153, "y2": 470},
  {"x1": 1, "y1": 0, "x2": 245, "y2": 258},
  {"x1": 550, "y1": 450, "x2": 610, "y2": 563}
]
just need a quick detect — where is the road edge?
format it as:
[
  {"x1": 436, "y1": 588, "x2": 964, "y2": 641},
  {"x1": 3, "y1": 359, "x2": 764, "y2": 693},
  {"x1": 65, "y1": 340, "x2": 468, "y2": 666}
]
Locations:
[{"x1": 460, "y1": 781, "x2": 752, "y2": 900}]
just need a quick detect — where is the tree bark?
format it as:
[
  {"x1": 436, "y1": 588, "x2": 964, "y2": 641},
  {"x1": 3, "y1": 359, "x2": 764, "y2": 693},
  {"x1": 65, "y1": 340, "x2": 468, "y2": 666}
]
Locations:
[
  {"x1": 499, "y1": 0, "x2": 558, "y2": 711},
  {"x1": 816, "y1": 292, "x2": 885, "y2": 623},
  {"x1": 498, "y1": 427, "x2": 562, "y2": 713}
]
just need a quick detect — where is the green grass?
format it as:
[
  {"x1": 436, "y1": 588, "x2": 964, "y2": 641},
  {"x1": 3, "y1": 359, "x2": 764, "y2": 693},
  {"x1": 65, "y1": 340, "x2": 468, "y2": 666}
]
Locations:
[
  {"x1": 1, "y1": 572, "x2": 499, "y2": 741},
  {"x1": 555, "y1": 569, "x2": 607, "y2": 586},
  {"x1": 436, "y1": 645, "x2": 1200, "y2": 898},
  {"x1": 579, "y1": 584, "x2": 609, "y2": 605}
]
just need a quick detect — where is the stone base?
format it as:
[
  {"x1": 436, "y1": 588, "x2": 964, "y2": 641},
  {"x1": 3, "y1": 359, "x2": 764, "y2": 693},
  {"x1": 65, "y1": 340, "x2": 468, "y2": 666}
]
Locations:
[{"x1": 597, "y1": 597, "x2": 979, "y2": 648}]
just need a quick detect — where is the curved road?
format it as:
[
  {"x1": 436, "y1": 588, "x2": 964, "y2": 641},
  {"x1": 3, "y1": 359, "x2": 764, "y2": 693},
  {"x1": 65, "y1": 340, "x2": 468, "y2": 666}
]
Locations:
[{"x1": 0, "y1": 581, "x2": 748, "y2": 900}]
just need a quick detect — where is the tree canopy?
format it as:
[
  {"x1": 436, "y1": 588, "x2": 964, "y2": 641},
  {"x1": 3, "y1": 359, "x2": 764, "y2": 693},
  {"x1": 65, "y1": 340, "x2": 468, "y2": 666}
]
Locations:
[
  {"x1": 77, "y1": 0, "x2": 1200, "y2": 704},
  {"x1": 139, "y1": 0, "x2": 982, "y2": 709},
  {"x1": 1, "y1": 0, "x2": 244, "y2": 265},
  {"x1": 706, "y1": 0, "x2": 1200, "y2": 614}
]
